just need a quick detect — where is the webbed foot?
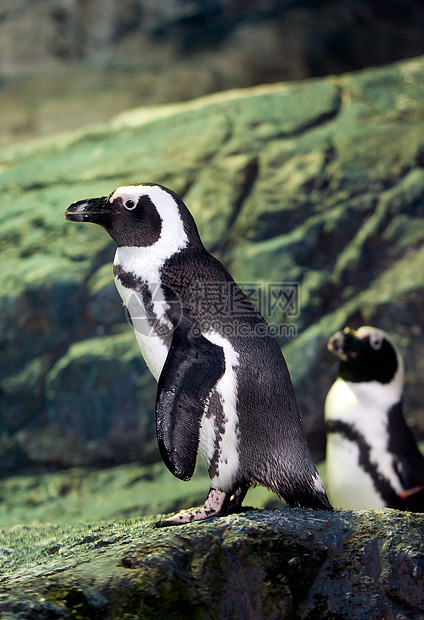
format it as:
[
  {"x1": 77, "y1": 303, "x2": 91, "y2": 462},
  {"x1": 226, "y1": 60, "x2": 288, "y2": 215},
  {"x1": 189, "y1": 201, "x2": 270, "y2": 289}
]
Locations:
[{"x1": 155, "y1": 488, "x2": 232, "y2": 528}]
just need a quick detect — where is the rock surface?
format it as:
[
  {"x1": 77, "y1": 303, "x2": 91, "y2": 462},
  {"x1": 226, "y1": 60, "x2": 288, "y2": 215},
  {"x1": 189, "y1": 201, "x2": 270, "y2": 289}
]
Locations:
[
  {"x1": 0, "y1": 508, "x2": 423, "y2": 619},
  {"x1": 1, "y1": 56, "x2": 424, "y2": 471}
]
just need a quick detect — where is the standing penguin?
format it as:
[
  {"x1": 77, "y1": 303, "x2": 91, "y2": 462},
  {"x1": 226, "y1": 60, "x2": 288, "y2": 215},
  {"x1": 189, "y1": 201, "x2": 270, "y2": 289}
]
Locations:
[
  {"x1": 65, "y1": 183, "x2": 331, "y2": 526},
  {"x1": 325, "y1": 325, "x2": 424, "y2": 511}
]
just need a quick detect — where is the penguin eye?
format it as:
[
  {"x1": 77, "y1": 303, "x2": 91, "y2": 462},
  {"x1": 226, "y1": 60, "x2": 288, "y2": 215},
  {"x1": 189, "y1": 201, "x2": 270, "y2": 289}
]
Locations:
[
  {"x1": 125, "y1": 199, "x2": 136, "y2": 210},
  {"x1": 369, "y1": 335, "x2": 383, "y2": 350}
]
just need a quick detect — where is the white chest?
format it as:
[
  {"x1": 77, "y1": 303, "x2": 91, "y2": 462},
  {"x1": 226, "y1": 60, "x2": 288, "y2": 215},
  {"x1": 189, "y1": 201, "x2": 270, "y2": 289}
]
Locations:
[
  {"x1": 325, "y1": 378, "x2": 403, "y2": 509},
  {"x1": 325, "y1": 433, "x2": 388, "y2": 509},
  {"x1": 113, "y1": 249, "x2": 173, "y2": 381},
  {"x1": 115, "y1": 277, "x2": 171, "y2": 380}
]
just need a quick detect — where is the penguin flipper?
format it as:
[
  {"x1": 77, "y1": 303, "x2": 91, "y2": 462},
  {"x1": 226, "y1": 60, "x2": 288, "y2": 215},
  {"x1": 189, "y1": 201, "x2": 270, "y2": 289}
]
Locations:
[
  {"x1": 388, "y1": 402, "x2": 424, "y2": 511},
  {"x1": 156, "y1": 314, "x2": 225, "y2": 481}
]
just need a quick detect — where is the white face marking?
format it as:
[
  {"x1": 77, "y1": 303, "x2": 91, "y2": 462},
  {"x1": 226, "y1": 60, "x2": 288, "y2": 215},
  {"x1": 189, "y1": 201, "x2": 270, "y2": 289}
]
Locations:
[
  {"x1": 200, "y1": 331, "x2": 240, "y2": 492},
  {"x1": 123, "y1": 198, "x2": 137, "y2": 210},
  {"x1": 356, "y1": 326, "x2": 386, "y2": 352},
  {"x1": 111, "y1": 185, "x2": 189, "y2": 267},
  {"x1": 355, "y1": 327, "x2": 403, "y2": 400}
]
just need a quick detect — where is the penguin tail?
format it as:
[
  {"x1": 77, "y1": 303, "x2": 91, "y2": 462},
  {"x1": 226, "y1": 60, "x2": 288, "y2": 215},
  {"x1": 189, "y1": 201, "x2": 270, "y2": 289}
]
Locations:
[
  {"x1": 288, "y1": 488, "x2": 333, "y2": 511},
  {"x1": 253, "y1": 457, "x2": 333, "y2": 510},
  {"x1": 278, "y1": 471, "x2": 333, "y2": 511}
]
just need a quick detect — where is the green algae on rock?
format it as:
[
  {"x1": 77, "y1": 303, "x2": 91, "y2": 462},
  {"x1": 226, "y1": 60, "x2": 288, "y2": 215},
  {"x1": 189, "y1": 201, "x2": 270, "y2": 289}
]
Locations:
[{"x1": 0, "y1": 509, "x2": 423, "y2": 619}]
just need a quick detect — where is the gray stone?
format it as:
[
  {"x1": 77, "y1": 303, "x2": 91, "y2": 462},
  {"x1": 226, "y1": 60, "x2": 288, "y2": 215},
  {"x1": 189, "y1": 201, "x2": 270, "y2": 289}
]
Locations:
[{"x1": 0, "y1": 508, "x2": 423, "y2": 619}]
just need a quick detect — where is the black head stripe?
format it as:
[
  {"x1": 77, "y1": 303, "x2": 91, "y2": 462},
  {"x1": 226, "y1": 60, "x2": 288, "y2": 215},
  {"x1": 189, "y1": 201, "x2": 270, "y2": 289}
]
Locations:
[
  {"x1": 107, "y1": 193, "x2": 162, "y2": 247},
  {"x1": 338, "y1": 338, "x2": 398, "y2": 384}
]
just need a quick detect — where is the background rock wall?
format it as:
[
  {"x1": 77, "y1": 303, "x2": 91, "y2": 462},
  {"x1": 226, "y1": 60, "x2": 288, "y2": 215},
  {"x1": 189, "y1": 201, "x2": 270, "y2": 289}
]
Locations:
[
  {"x1": 0, "y1": 56, "x2": 423, "y2": 473},
  {"x1": 1, "y1": 0, "x2": 424, "y2": 145}
]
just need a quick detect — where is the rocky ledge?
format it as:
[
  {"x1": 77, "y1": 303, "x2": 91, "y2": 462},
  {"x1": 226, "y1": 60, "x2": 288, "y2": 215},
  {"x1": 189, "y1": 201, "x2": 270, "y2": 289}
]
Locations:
[{"x1": 0, "y1": 508, "x2": 423, "y2": 619}]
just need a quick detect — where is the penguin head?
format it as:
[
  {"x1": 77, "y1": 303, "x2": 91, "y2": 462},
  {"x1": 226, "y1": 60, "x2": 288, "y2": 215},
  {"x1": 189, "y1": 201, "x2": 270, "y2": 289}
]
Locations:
[
  {"x1": 328, "y1": 326, "x2": 404, "y2": 386},
  {"x1": 65, "y1": 183, "x2": 202, "y2": 250}
]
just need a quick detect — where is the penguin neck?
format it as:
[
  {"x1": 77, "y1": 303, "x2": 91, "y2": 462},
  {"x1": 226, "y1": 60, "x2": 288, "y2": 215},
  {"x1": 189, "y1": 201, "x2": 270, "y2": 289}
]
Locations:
[
  {"x1": 326, "y1": 372, "x2": 403, "y2": 428},
  {"x1": 114, "y1": 237, "x2": 189, "y2": 281},
  {"x1": 346, "y1": 356, "x2": 403, "y2": 407},
  {"x1": 351, "y1": 379, "x2": 401, "y2": 406}
]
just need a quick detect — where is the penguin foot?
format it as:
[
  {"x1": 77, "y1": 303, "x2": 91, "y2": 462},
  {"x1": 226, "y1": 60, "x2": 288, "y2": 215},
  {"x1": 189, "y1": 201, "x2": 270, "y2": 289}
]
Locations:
[
  {"x1": 155, "y1": 487, "x2": 234, "y2": 528},
  {"x1": 400, "y1": 485, "x2": 424, "y2": 500},
  {"x1": 227, "y1": 484, "x2": 249, "y2": 512}
]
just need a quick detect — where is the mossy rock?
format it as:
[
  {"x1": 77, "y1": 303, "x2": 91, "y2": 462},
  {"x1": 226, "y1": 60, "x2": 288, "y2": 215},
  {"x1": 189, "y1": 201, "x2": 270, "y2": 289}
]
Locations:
[{"x1": 0, "y1": 508, "x2": 423, "y2": 619}]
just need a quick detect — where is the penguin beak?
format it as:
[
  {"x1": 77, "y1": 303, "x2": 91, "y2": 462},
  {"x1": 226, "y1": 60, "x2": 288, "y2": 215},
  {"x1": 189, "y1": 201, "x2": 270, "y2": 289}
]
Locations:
[
  {"x1": 64, "y1": 196, "x2": 116, "y2": 223},
  {"x1": 328, "y1": 327, "x2": 358, "y2": 361}
]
